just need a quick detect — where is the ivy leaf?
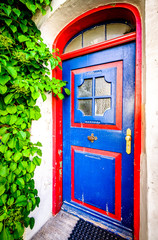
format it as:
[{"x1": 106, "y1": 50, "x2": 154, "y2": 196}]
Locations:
[
  {"x1": 0, "y1": 145, "x2": 8, "y2": 154},
  {"x1": 4, "y1": 93, "x2": 14, "y2": 104},
  {"x1": 35, "y1": 141, "x2": 42, "y2": 147},
  {"x1": 36, "y1": 196, "x2": 40, "y2": 207},
  {"x1": 22, "y1": 149, "x2": 30, "y2": 157},
  {"x1": 11, "y1": 184, "x2": 17, "y2": 193},
  {"x1": 10, "y1": 25, "x2": 17, "y2": 33},
  {"x1": 13, "y1": 152, "x2": 22, "y2": 162},
  {"x1": 0, "y1": 222, "x2": 3, "y2": 233},
  {"x1": 7, "y1": 197, "x2": 14, "y2": 206},
  {"x1": 6, "y1": 105, "x2": 17, "y2": 114},
  {"x1": 4, "y1": 150, "x2": 13, "y2": 160},
  {"x1": 27, "y1": 4, "x2": 36, "y2": 13},
  {"x1": 30, "y1": 217, "x2": 35, "y2": 229},
  {"x1": 15, "y1": 195, "x2": 27, "y2": 206},
  {"x1": 18, "y1": 35, "x2": 29, "y2": 42},
  {"x1": 58, "y1": 93, "x2": 64, "y2": 100},
  {"x1": 0, "y1": 75, "x2": 11, "y2": 85},
  {"x1": 13, "y1": 8, "x2": 21, "y2": 17},
  {"x1": 16, "y1": 178, "x2": 25, "y2": 187},
  {"x1": 0, "y1": 127, "x2": 7, "y2": 136},
  {"x1": 27, "y1": 201, "x2": 32, "y2": 211},
  {"x1": 21, "y1": 123, "x2": 27, "y2": 130},
  {"x1": 32, "y1": 91, "x2": 40, "y2": 100},
  {"x1": 6, "y1": 66, "x2": 17, "y2": 79},
  {"x1": 33, "y1": 156, "x2": 41, "y2": 166},
  {"x1": 3, "y1": 6, "x2": 11, "y2": 16},
  {"x1": 64, "y1": 88, "x2": 71, "y2": 95},
  {"x1": 0, "y1": 213, "x2": 7, "y2": 222},
  {"x1": 37, "y1": 148, "x2": 42, "y2": 156},
  {"x1": 8, "y1": 138, "x2": 16, "y2": 149},
  {"x1": 0, "y1": 194, "x2": 7, "y2": 205},
  {"x1": 0, "y1": 85, "x2": 7, "y2": 94},
  {"x1": 41, "y1": 92, "x2": 47, "y2": 101},
  {"x1": 0, "y1": 110, "x2": 8, "y2": 116},
  {"x1": 0, "y1": 166, "x2": 8, "y2": 177},
  {"x1": 0, "y1": 184, "x2": 6, "y2": 196},
  {"x1": 2, "y1": 133, "x2": 11, "y2": 144},
  {"x1": 18, "y1": 131, "x2": 26, "y2": 140},
  {"x1": 9, "y1": 115, "x2": 17, "y2": 125},
  {"x1": 27, "y1": 162, "x2": 35, "y2": 173},
  {"x1": 10, "y1": 163, "x2": 17, "y2": 172},
  {"x1": 4, "y1": 19, "x2": 12, "y2": 26},
  {"x1": 20, "y1": 24, "x2": 28, "y2": 33}
]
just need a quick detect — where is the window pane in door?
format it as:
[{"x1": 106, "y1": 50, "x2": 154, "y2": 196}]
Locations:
[
  {"x1": 78, "y1": 79, "x2": 92, "y2": 97},
  {"x1": 95, "y1": 98, "x2": 111, "y2": 116},
  {"x1": 64, "y1": 34, "x2": 82, "y2": 53},
  {"x1": 78, "y1": 99, "x2": 92, "y2": 116},
  {"x1": 95, "y1": 77, "x2": 111, "y2": 96},
  {"x1": 106, "y1": 23, "x2": 131, "y2": 40},
  {"x1": 83, "y1": 25, "x2": 105, "y2": 47}
]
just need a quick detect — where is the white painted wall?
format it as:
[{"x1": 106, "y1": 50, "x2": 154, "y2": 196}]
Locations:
[
  {"x1": 146, "y1": 1, "x2": 158, "y2": 239},
  {"x1": 24, "y1": 0, "x2": 158, "y2": 239}
]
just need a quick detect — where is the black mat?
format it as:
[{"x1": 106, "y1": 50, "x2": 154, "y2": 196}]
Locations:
[{"x1": 68, "y1": 219, "x2": 126, "y2": 240}]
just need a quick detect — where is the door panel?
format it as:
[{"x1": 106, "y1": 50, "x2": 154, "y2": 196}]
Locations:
[{"x1": 62, "y1": 42, "x2": 135, "y2": 235}]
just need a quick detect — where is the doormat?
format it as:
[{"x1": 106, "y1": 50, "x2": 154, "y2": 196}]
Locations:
[{"x1": 68, "y1": 219, "x2": 126, "y2": 240}]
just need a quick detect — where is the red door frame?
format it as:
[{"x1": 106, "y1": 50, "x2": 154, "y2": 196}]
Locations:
[{"x1": 52, "y1": 3, "x2": 142, "y2": 240}]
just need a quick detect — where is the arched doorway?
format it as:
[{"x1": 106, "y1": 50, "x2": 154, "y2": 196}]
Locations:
[{"x1": 52, "y1": 4, "x2": 141, "y2": 240}]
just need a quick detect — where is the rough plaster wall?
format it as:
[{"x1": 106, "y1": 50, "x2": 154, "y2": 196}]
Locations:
[
  {"x1": 24, "y1": 94, "x2": 53, "y2": 240},
  {"x1": 146, "y1": 1, "x2": 158, "y2": 239},
  {"x1": 25, "y1": 0, "x2": 147, "y2": 239}
]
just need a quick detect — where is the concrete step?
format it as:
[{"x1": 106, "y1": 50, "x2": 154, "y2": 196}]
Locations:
[{"x1": 31, "y1": 210, "x2": 79, "y2": 240}]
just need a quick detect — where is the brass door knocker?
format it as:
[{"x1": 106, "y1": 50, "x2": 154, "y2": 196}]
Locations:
[{"x1": 87, "y1": 133, "x2": 97, "y2": 143}]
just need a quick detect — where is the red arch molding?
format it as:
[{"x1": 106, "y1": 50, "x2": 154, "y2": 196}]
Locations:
[{"x1": 52, "y1": 3, "x2": 142, "y2": 240}]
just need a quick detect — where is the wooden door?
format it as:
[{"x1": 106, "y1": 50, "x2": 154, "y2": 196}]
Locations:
[{"x1": 62, "y1": 42, "x2": 135, "y2": 237}]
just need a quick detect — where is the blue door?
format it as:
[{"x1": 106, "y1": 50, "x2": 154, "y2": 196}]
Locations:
[{"x1": 62, "y1": 42, "x2": 135, "y2": 238}]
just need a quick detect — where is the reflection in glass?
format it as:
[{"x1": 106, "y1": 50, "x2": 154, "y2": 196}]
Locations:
[
  {"x1": 78, "y1": 79, "x2": 92, "y2": 97},
  {"x1": 64, "y1": 34, "x2": 82, "y2": 53},
  {"x1": 106, "y1": 23, "x2": 131, "y2": 40},
  {"x1": 83, "y1": 25, "x2": 105, "y2": 47},
  {"x1": 95, "y1": 98, "x2": 111, "y2": 116},
  {"x1": 95, "y1": 77, "x2": 111, "y2": 96},
  {"x1": 78, "y1": 99, "x2": 92, "y2": 116}
]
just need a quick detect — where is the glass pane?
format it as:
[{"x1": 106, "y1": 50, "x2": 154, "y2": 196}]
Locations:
[
  {"x1": 78, "y1": 99, "x2": 92, "y2": 116},
  {"x1": 83, "y1": 25, "x2": 105, "y2": 47},
  {"x1": 64, "y1": 34, "x2": 82, "y2": 53},
  {"x1": 106, "y1": 23, "x2": 131, "y2": 40},
  {"x1": 95, "y1": 98, "x2": 111, "y2": 116},
  {"x1": 78, "y1": 79, "x2": 92, "y2": 97},
  {"x1": 95, "y1": 77, "x2": 111, "y2": 96}
]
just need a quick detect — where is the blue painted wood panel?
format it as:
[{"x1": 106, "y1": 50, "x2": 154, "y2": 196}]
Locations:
[{"x1": 74, "y1": 67, "x2": 116, "y2": 124}]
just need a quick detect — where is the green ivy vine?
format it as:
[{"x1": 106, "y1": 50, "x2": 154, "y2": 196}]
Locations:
[{"x1": 0, "y1": 0, "x2": 69, "y2": 239}]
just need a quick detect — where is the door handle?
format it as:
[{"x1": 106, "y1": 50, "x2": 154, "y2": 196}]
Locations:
[
  {"x1": 87, "y1": 133, "x2": 97, "y2": 143},
  {"x1": 125, "y1": 128, "x2": 132, "y2": 154}
]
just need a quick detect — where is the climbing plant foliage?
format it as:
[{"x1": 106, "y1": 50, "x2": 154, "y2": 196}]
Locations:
[{"x1": 0, "y1": 0, "x2": 69, "y2": 239}]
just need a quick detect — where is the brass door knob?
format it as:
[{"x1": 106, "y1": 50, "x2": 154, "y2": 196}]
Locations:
[{"x1": 87, "y1": 133, "x2": 97, "y2": 143}]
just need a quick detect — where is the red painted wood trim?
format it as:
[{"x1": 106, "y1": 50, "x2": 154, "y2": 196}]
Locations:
[
  {"x1": 71, "y1": 61, "x2": 123, "y2": 130},
  {"x1": 62, "y1": 32, "x2": 136, "y2": 61},
  {"x1": 52, "y1": 4, "x2": 142, "y2": 240},
  {"x1": 71, "y1": 146, "x2": 122, "y2": 221},
  {"x1": 52, "y1": 66, "x2": 63, "y2": 214}
]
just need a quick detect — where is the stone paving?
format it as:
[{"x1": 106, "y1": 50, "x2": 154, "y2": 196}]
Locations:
[{"x1": 31, "y1": 210, "x2": 79, "y2": 240}]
